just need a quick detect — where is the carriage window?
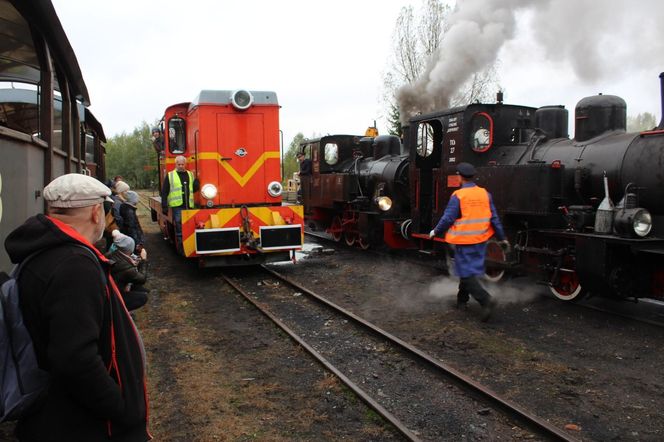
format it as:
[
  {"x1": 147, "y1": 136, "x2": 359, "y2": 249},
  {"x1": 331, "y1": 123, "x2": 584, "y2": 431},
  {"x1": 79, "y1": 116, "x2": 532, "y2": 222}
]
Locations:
[
  {"x1": 416, "y1": 122, "x2": 434, "y2": 157},
  {"x1": 324, "y1": 142, "x2": 339, "y2": 165},
  {"x1": 84, "y1": 133, "x2": 95, "y2": 163},
  {"x1": 470, "y1": 112, "x2": 493, "y2": 152},
  {"x1": 168, "y1": 117, "x2": 186, "y2": 154}
]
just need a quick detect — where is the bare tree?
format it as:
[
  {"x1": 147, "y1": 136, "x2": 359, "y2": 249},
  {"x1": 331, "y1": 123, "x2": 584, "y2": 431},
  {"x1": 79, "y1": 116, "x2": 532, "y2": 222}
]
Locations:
[{"x1": 383, "y1": 0, "x2": 500, "y2": 134}]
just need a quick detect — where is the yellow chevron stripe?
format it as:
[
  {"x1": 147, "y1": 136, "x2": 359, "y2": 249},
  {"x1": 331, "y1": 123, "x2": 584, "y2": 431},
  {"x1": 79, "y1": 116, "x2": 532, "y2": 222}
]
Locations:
[
  {"x1": 198, "y1": 151, "x2": 280, "y2": 186},
  {"x1": 182, "y1": 208, "x2": 242, "y2": 226},
  {"x1": 184, "y1": 235, "x2": 196, "y2": 256},
  {"x1": 249, "y1": 207, "x2": 278, "y2": 226}
]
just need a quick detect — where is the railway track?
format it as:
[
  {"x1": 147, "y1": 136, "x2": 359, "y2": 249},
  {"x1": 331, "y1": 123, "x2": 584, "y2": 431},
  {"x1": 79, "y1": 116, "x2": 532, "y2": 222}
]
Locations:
[
  {"x1": 306, "y1": 230, "x2": 664, "y2": 328},
  {"x1": 221, "y1": 265, "x2": 577, "y2": 441}
]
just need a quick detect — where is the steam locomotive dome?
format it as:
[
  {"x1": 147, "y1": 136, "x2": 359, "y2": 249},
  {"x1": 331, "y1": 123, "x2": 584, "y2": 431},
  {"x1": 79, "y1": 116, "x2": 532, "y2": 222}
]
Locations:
[
  {"x1": 535, "y1": 105, "x2": 568, "y2": 139},
  {"x1": 574, "y1": 94, "x2": 626, "y2": 141}
]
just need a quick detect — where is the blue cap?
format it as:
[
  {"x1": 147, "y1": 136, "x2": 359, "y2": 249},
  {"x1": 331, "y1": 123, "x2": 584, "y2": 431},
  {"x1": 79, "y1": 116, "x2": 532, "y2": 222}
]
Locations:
[{"x1": 456, "y1": 162, "x2": 476, "y2": 178}]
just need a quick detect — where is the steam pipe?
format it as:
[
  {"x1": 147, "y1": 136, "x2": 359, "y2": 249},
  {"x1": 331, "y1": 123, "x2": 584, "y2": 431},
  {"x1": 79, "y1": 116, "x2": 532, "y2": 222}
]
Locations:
[{"x1": 659, "y1": 72, "x2": 664, "y2": 129}]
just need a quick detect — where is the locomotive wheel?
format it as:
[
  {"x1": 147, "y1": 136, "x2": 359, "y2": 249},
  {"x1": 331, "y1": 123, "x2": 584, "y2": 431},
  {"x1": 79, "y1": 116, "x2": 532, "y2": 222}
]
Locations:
[
  {"x1": 344, "y1": 231, "x2": 356, "y2": 246},
  {"x1": 550, "y1": 269, "x2": 586, "y2": 301},
  {"x1": 358, "y1": 236, "x2": 370, "y2": 250},
  {"x1": 330, "y1": 216, "x2": 342, "y2": 242},
  {"x1": 484, "y1": 239, "x2": 506, "y2": 282}
]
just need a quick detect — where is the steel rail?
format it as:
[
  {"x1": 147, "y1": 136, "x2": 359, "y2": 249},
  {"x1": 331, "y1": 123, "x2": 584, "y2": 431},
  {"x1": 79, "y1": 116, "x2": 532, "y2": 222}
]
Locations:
[
  {"x1": 306, "y1": 230, "x2": 664, "y2": 328},
  {"x1": 220, "y1": 273, "x2": 422, "y2": 442},
  {"x1": 261, "y1": 265, "x2": 578, "y2": 442}
]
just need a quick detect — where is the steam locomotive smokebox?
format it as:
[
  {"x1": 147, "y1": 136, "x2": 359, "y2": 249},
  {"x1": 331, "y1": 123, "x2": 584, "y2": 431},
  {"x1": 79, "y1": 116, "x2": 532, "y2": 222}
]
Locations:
[
  {"x1": 535, "y1": 105, "x2": 568, "y2": 138},
  {"x1": 574, "y1": 94, "x2": 626, "y2": 141}
]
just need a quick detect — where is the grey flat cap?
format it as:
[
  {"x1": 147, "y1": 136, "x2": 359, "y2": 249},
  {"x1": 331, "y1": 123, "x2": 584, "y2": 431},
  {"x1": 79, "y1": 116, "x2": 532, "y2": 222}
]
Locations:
[{"x1": 44, "y1": 173, "x2": 113, "y2": 208}]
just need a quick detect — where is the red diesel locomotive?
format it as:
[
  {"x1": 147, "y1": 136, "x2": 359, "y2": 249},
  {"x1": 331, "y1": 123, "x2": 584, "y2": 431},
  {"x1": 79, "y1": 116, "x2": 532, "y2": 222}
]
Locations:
[{"x1": 149, "y1": 89, "x2": 303, "y2": 266}]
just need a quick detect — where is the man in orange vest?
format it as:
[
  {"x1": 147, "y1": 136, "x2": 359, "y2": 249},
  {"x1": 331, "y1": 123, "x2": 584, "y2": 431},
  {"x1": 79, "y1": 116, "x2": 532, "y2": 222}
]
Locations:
[{"x1": 429, "y1": 162, "x2": 509, "y2": 321}]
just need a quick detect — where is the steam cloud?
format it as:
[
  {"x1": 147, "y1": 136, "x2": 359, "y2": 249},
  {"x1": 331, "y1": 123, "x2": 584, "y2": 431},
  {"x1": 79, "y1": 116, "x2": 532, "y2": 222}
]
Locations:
[{"x1": 397, "y1": 0, "x2": 664, "y2": 122}]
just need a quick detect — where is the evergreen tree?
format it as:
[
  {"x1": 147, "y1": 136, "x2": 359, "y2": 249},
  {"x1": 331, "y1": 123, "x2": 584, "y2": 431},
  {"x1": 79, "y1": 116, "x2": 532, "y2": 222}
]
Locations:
[
  {"x1": 627, "y1": 112, "x2": 657, "y2": 132},
  {"x1": 283, "y1": 132, "x2": 305, "y2": 184}
]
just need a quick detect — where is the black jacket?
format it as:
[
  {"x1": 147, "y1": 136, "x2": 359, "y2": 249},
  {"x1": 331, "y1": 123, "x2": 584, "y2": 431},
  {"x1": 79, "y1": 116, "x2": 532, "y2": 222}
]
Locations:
[
  {"x1": 299, "y1": 158, "x2": 312, "y2": 176},
  {"x1": 119, "y1": 203, "x2": 145, "y2": 249},
  {"x1": 107, "y1": 249, "x2": 148, "y2": 290},
  {"x1": 4, "y1": 215, "x2": 150, "y2": 442}
]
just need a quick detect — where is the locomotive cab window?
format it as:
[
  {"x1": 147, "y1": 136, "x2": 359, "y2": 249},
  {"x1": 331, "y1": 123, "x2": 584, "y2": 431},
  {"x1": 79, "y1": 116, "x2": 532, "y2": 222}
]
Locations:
[
  {"x1": 470, "y1": 112, "x2": 493, "y2": 152},
  {"x1": 324, "y1": 142, "x2": 339, "y2": 165},
  {"x1": 416, "y1": 122, "x2": 435, "y2": 157},
  {"x1": 168, "y1": 117, "x2": 186, "y2": 154}
]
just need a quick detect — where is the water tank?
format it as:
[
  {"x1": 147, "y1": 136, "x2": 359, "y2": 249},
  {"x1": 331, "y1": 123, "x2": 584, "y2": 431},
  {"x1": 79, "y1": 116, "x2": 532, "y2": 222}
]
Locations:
[
  {"x1": 535, "y1": 105, "x2": 569, "y2": 139},
  {"x1": 574, "y1": 94, "x2": 626, "y2": 142}
]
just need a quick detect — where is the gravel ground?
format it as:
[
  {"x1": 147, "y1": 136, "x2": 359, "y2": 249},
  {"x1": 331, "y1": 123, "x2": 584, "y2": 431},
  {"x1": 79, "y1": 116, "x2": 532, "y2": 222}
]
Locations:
[
  {"x1": 274, "y1": 240, "x2": 664, "y2": 441},
  {"x1": 229, "y1": 268, "x2": 539, "y2": 440}
]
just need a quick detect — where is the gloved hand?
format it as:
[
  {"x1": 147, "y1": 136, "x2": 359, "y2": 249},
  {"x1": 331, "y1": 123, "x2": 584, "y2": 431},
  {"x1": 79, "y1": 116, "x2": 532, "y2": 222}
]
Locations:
[
  {"x1": 140, "y1": 248, "x2": 148, "y2": 260},
  {"x1": 429, "y1": 230, "x2": 436, "y2": 239},
  {"x1": 499, "y1": 239, "x2": 511, "y2": 252}
]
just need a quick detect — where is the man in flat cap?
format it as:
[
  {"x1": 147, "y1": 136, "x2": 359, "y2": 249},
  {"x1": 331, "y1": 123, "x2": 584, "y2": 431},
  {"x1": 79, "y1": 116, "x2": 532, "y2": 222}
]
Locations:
[
  {"x1": 429, "y1": 163, "x2": 509, "y2": 321},
  {"x1": 4, "y1": 173, "x2": 150, "y2": 441}
]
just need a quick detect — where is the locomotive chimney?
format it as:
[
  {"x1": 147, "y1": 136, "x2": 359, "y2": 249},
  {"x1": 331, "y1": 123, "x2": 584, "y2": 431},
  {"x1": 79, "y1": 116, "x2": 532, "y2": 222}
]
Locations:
[
  {"x1": 496, "y1": 90, "x2": 504, "y2": 104},
  {"x1": 658, "y1": 72, "x2": 664, "y2": 129}
]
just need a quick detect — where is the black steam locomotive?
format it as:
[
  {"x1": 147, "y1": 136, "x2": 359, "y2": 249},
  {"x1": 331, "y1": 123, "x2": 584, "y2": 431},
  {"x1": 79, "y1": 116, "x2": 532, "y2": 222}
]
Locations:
[
  {"x1": 299, "y1": 133, "x2": 411, "y2": 249},
  {"x1": 406, "y1": 73, "x2": 664, "y2": 301},
  {"x1": 302, "y1": 73, "x2": 664, "y2": 302}
]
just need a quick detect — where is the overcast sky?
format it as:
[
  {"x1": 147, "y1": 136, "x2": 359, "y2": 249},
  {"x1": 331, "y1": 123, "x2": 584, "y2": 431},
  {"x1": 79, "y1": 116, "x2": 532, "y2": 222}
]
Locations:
[{"x1": 51, "y1": 0, "x2": 663, "y2": 145}]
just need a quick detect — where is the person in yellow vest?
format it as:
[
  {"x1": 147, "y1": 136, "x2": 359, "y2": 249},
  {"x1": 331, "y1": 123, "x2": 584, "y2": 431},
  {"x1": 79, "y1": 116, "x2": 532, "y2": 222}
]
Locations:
[
  {"x1": 160, "y1": 155, "x2": 199, "y2": 251},
  {"x1": 429, "y1": 162, "x2": 509, "y2": 321}
]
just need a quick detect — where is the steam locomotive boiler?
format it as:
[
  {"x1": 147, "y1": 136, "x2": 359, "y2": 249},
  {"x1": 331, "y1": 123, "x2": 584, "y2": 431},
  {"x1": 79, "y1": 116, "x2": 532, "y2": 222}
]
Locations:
[
  {"x1": 406, "y1": 73, "x2": 664, "y2": 301},
  {"x1": 300, "y1": 133, "x2": 411, "y2": 249}
]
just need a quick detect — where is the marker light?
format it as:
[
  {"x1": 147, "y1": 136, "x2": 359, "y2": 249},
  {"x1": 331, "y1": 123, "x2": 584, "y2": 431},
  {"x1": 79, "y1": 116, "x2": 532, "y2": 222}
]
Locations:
[
  {"x1": 267, "y1": 181, "x2": 283, "y2": 197},
  {"x1": 201, "y1": 183, "x2": 218, "y2": 199}
]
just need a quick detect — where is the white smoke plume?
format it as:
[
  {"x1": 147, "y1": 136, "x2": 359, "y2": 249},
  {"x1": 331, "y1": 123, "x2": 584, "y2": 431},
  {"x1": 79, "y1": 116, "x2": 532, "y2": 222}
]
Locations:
[{"x1": 397, "y1": 0, "x2": 664, "y2": 123}]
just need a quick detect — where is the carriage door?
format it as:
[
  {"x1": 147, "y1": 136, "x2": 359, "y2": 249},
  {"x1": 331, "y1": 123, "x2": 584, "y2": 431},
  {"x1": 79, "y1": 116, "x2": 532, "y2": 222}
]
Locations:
[{"x1": 413, "y1": 120, "x2": 442, "y2": 233}]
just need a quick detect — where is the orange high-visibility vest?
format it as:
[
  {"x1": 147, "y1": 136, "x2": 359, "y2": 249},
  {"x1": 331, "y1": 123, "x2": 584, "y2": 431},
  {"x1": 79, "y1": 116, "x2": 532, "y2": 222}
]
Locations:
[{"x1": 444, "y1": 185, "x2": 494, "y2": 245}]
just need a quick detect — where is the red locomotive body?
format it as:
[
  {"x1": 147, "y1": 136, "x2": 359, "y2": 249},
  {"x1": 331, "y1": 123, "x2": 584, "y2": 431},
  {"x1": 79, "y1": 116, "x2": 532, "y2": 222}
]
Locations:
[{"x1": 149, "y1": 90, "x2": 303, "y2": 266}]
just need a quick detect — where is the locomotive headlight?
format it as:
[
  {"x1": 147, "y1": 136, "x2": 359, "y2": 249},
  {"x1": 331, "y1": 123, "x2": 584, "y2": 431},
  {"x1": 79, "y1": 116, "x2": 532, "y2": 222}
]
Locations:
[
  {"x1": 201, "y1": 184, "x2": 218, "y2": 199},
  {"x1": 375, "y1": 196, "x2": 393, "y2": 211},
  {"x1": 267, "y1": 181, "x2": 283, "y2": 197},
  {"x1": 231, "y1": 90, "x2": 254, "y2": 110},
  {"x1": 632, "y1": 209, "x2": 652, "y2": 237},
  {"x1": 614, "y1": 208, "x2": 652, "y2": 238}
]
